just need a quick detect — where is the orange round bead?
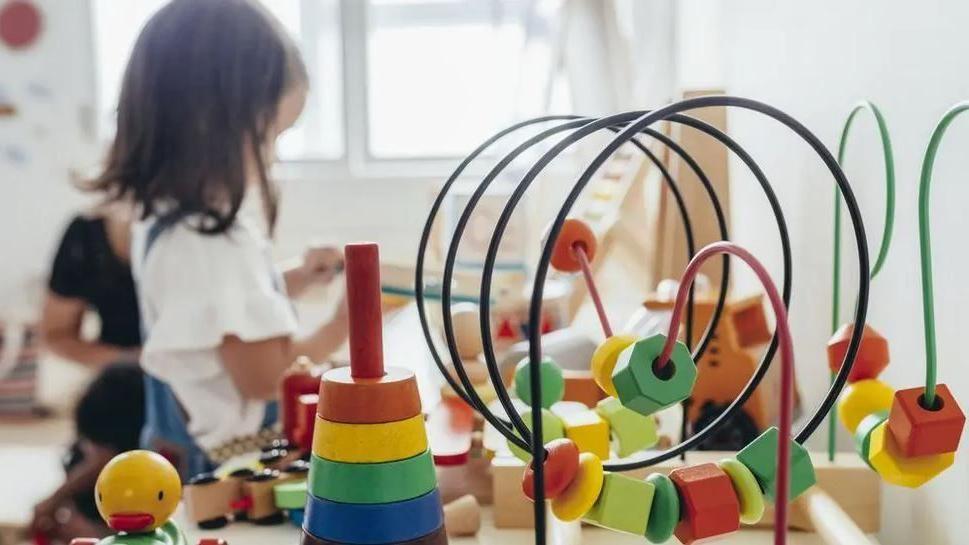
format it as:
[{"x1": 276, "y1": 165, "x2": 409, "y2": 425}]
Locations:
[
  {"x1": 522, "y1": 438, "x2": 580, "y2": 501},
  {"x1": 549, "y1": 219, "x2": 597, "y2": 273}
]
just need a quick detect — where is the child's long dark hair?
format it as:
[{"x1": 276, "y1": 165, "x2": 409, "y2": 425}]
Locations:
[{"x1": 90, "y1": 0, "x2": 306, "y2": 234}]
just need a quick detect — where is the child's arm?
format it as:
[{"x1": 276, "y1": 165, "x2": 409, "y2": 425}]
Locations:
[
  {"x1": 283, "y1": 245, "x2": 344, "y2": 298},
  {"x1": 40, "y1": 293, "x2": 138, "y2": 368},
  {"x1": 219, "y1": 293, "x2": 348, "y2": 400}
]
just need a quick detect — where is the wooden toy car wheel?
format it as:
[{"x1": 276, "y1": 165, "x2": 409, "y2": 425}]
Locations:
[{"x1": 197, "y1": 539, "x2": 228, "y2": 545}]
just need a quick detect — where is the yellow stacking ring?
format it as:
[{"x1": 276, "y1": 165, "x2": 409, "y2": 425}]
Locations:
[
  {"x1": 312, "y1": 414, "x2": 427, "y2": 463},
  {"x1": 718, "y1": 458, "x2": 765, "y2": 525},
  {"x1": 590, "y1": 335, "x2": 637, "y2": 397},
  {"x1": 551, "y1": 453, "x2": 605, "y2": 522}
]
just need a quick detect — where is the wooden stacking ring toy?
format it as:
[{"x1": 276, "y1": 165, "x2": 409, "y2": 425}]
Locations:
[
  {"x1": 521, "y1": 438, "x2": 580, "y2": 501},
  {"x1": 309, "y1": 451, "x2": 437, "y2": 504},
  {"x1": 303, "y1": 489, "x2": 444, "y2": 544},
  {"x1": 312, "y1": 413, "x2": 427, "y2": 463},
  {"x1": 549, "y1": 453, "x2": 604, "y2": 522},
  {"x1": 317, "y1": 366, "x2": 421, "y2": 424},
  {"x1": 300, "y1": 525, "x2": 448, "y2": 545}
]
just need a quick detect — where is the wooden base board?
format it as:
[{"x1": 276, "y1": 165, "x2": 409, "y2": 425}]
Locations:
[{"x1": 492, "y1": 451, "x2": 880, "y2": 533}]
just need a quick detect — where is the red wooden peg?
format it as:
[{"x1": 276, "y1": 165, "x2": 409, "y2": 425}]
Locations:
[{"x1": 345, "y1": 243, "x2": 384, "y2": 379}]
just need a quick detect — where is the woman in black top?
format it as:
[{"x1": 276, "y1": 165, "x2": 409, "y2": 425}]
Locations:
[{"x1": 30, "y1": 203, "x2": 145, "y2": 542}]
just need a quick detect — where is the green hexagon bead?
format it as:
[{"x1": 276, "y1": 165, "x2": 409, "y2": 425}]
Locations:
[
  {"x1": 509, "y1": 408, "x2": 565, "y2": 462},
  {"x1": 612, "y1": 334, "x2": 697, "y2": 417},
  {"x1": 854, "y1": 410, "x2": 889, "y2": 469},
  {"x1": 644, "y1": 473, "x2": 679, "y2": 544},
  {"x1": 736, "y1": 427, "x2": 816, "y2": 502},
  {"x1": 514, "y1": 356, "x2": 565, "y2": 409}
]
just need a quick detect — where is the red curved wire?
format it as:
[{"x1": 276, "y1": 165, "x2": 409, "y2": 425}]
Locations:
[{"x1": 658, "y1": 242, "x2": 794, "y2": 545}]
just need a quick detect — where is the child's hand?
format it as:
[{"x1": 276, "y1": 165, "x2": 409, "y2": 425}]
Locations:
[{"x1": 302, "y1": 245, "x2": 344, "y2": 286}]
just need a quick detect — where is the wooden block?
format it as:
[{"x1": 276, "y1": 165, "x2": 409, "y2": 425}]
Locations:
[
  {"x1": 590, "y1": 335, "x2": 637, "y2": 398},
  {"x1": 868, "y1": 421, "x2": 954, "y2": 488},
  {"x1": 837, "y1": 379, "x2": 895, "y2": 433},
  {"x1": 670, "y1": 463, "x2": 740, "y2": 544},
  {"x1": 887, "y1": 384, "x2": 965, "y2": 457},
  {"x1": 718, "y1": 458, "x2": 765, "y2": 525},
  {"x1": 509, "y1": 408, "x2": 565, "y2": 462},
  {"x1": 514, "y1": 357, "x2": 565, "y2": 409},
  {"x1": 550, "y1": 453, "x2": 604, "y2": 522},
  {"x1": 317, "y1": 366, "x2": 422, "y2": 424},
  {"x1": 583, "y1": 472, "x2": 654, "y2": 535},
  {"x1": 274, "y1": 480, "x2": 308, "y2": 510},
  {"x1": 309, "y1": 450, "x2": 437, "y2": 504},
  {"x1": 827, "y1": 323, "x2": 889, "y2": 382},
  {"x1": 736, "y1": 427, "x2": 816, "y2": 502},
  {"x1": 562, "y1": 369, "x2": 607, "y2": 408},
  {"x1": 557, "y1": 406, "x2": 609, "y2": 460},
  {"x1": 183, "y1": 474, "x2": 235, "y2": 528},
  {"x1": 612, "y1": 334, "x2": 697, "y2": 417},
  {"x1": 301, "y1": 525, "x2": 448, "y2": 545},
  {"x1": 550, "y1": 218, "x2": 597, "y2": 273},
  {"x1": 303, "y1": 489, "x2": 444, "y2": 544},
  {"x1": 312, "y1": 413, "x2": 428, "y2": 463},
  {"x1": 443, "y1": 494, "x2": 481, "y2": 536},
  {"x1": 491, "y1": 456, "x2": 535, "y2": 528},
  {"x1": 595, "y1": 397, "x2": 658, "y2": 457},
  {"x1": 450, "y1": 302, "x2": 483, "y2": 360},
  {"x1": 428, "y1": 398, "x2": 474, "y2": 466},
  {"x1": 242, "y1": 469, "x2": 284, "y2": 523}
]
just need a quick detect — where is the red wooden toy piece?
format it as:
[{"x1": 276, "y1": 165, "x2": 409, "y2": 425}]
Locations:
[
  {"x1": 550, "y1": 219, "x2": 597, "y2": 273},
  {"x1": 887, "y1": 384, "x2": 965, "y2": 457},
  {"x1": 294, "y1": 394, "x2": 320, "y2": 451},
  {"x1": 345, "y1": 243, "x2": 384, "y2": 379},
  {"x1": 428, "y1": 397, "x2": 474, "y2": 466},
  {"x1": 281, "y1": 357, "x2": 324, "y2": 445},
  {"x1": 669, "y1": 463, "x2": 741, "y2": 545},
  {"x1": 521, "y1": 438, "x2": 580, "y2": 501},
  {"x1": 316, "y1": 366, "x2": 421, "y2": 424},
  {"x1": 827, "y1": 323, "x2": 889, "y2": 382}
]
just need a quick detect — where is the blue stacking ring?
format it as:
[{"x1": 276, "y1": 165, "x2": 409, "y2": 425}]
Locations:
[{"x1": 303, "y1": 488, "x2": 444, "y2": 544}]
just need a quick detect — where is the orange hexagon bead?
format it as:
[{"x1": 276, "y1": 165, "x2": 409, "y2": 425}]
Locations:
[
  {"x1": 868, "y1": 421, "x2": 954, "y2": 488},
  {"x1": 827, "y1": 323, "x2": 889, "y2": 382},
  {"x1": 837, "y1": 379, "x2": 895, "y2": 433},
  {"x1": 549, "y1": 219, "x2": 597, "y2": 273},
  {"x1": 669, "y1": 463, "x2": 740, "y2": 544},
  {"x1": 887, "y1": 384, "x2": 965, "y2": 458},
  {"x1": 522, "y1": 438, "x2": 580, "y2": 501}
]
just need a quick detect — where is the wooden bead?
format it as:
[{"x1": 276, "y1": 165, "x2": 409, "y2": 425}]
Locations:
[
  {"x1": 558, "y1": 406, "x2": 610, "y2": 460},
  {"x1": 562, "y1": 369, "x2": 608, "y2": 408},
  {"x1": 311, "y1": 414, "x2": 427, "y2": 463},
  {"x1": 837, "y1": 379, "x2": 895, "y2": 433},
  {"x1": 854, "y1": 410, "x2": 888, "y2": 469},
  {"x1": 514, "y1": 356, "x2": 565, "y2": 409},
  {"x1": 309, "y1": 451, "x2": 437, "y2": 504},
  {"x1": 583, "y1": 472, "x2": 655, "y2": 535},
  {"x1": 443, "y1": 494, "x2": 481, "y2": 536},
  {"x1": 612, "y1": 334, "x2": 697, "y2": 417},
  {"x1": 317, "y1": 366, "x2": 422, "y2": 424},
  {"x1": 827, "y1": 323, "x2": 889, "y2": 382},
  {"x1": 868, "y1": 421, "x2": 954, "y2": 488},
  {"x1": 522, "y1": 438, "x2": 580, "y2": 500},
  {"x1": 670, "y1": 463, "x2": 740, "y2": 544},
  {"x1": 301, "y1": 525, "x2": 448, "y2": 545},
  {"x1": 550, "y1": 453, "x2": 604, "y2": 522},
  {"x1": 550, "y1": 218, "x2": 597, "y2": 273},
  {"x1": 595, "y1": 397, "x2": 658, "y2": 457},
  {"x1": 644, "y1": 473, "x2": 679, "y2": 544},
  {"x1": 717, "y1": 458, "x2": 765, "y2": 525},
  {"x1": 509, "y1": 408, "x2": 565, "y2": 462},
  {"x1": 303, "y1": 489, "x2": 444, "y2": 544},
  {"x1": 274, "y1": 480, "x2": 308, "y2": 510},
  {"x1": 590, "y1": 335, "x2": 637, "y2": 398},
  {"x1": 887, "y1": 384, "x2": 965, "y2": 457},
  {"x1": 450, "y1": 302, "x2": 484, "y2": 360},
  {"x1": 736, "y1": 426, "x2": 816, "y2": 502}
]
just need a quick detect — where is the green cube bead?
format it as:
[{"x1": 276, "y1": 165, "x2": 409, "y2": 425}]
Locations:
[
  {"x1": 855, "y1": 410, "x2": 889, "y2": 469},
  {"x1": 595, "y1": 397, "x2": 658, "y2": 457},
  {"x1": 584, "y1": 472, "x2": 655, "y2": 535},
  {"x1": 612, "y1": 334, "x2": 697, "y2": 417},
  {"x1": 514, "y1": 356, "x2": 565, "y2": 409},
  {"x1": 509, "y1": 408, "x2": 565, "y2": 462},
  {"x1": 736, "y1": 427, "x2": 816, "y2": 502}
]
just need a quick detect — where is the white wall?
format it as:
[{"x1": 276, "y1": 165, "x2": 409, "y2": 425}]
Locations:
[{"x1": 683, "y1": 1, "x2": 969, "y2": 543}]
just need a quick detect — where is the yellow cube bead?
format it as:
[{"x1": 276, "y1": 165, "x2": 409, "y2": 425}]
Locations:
[
  {"x1": 837, "y1": 379, "x2": 895, "y2": 433},
  {"x1": 556, "y1": 406, "x2": 610, "y2": 460},
  {"x1": 591, "y1": 335, "x2": 637, "y2": 398},
  {"x1": 868, "y1": 421, "x2": 954, "y2": 488}
]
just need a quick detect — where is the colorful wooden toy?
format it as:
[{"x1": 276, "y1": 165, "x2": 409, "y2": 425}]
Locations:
[
  {"x1": 275, "y1": 480, "x2": 308, "y2": 511},
  {"x1": 550, "y1": 453, "x2": 604, "y2": 522},
  {"x1": 304, "y1": 489, "x2": 445, "y2": 544},
  {"x1": 508, "y1": 408, "x2": 565, "y2": 462},
  {"x1": 95, "y1": 450, "x2": 183, "y2": 533},
  {"x1": 718, "y1": 458, "x2": 765, "y2": 525},
  {"x1": 854, "y1": 411, "x2": 889, "y2": 469},
  {"x1": 281, "y1": 357, "x2": 325, "y2": 445},
  {"x1": 670, "y1": 463, "x2": 741, "y2": 544},
  {"x1": 590, "y1": 335, "x2": 637, "y2": 398},
  {"x1": 736, "y1": 427, "x2": 816, "y2": 501},
  {"x1": 183, "y1": 473, "x2": 237, "y2": 529},
  {"x1": 562, "y1": 369, "x2": 608, "y2": 408},
  {"x1": 309, "y1": 451, "x2": 437, "y2": 504},
  {"x1": 241, "y1": 469, "x2": 285, "y2": 524},
  {"x1": 521, "y1": 438, "x2": 579, "y2": 500},
  {"x1": 837, "y1": 378, "x2": 895, "y2": 433},
  {"x1": 827, "y1": 323, "x2": 890, "y2": 382},
  {"x1": 549, "y1": 218, "x2": 597, "y2": 273},
  {"x1": 867, "y1": 421, "x2": 955, "y2": 488},
  {"x1": 583, "y1": 472, "x2": 655, "y2": 535},
  {"x1": 295, "y1": 393, "x2": 320, "y2": 450},
  {"x1": 300, "y1": 527, "x2": 448, "y2": 545},
  {"x1": 427, "y1": 397, "x2": 475, "y2": 466},
  {"x1": 611, "y1": 333, "x2": 697, "y2": 417},
  {"x1": 595, "y1": 397, "x2": 658, "y2": 457},
  {"x1": 644, "y1": 473, "x2": 679, "y2": 544},
  {"x1": 311, "y1": 413, "x2": 428, "y2": 463},
  {"x1": 557, "y1": 405, "x2": 610, "y2": 459},
  {"x1": 513, "y1": 356, "x2": 565, "y2": 409},
  {"x1": 887, "y1": 384, "x2": 965, "y2": 457},
  {"x1": 316, "y1": 366, "x2": 422, "y2": 424}
]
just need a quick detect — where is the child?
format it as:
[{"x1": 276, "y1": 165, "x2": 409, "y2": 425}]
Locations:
[{"x1": 88, "y1": 0, "x2": 348, "y2": 475}]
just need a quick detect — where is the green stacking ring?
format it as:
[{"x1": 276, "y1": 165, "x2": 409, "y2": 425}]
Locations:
[
  {"x1": 644, "y1": 473, "x2": 679, "y2": 544},
  {"x1": 309, "y1": 450, "x2": 437, "y2": 504}
]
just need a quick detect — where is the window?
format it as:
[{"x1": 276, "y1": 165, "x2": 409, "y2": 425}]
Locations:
[{"x1": 90, "y1": 0, "x2": 567, "y2": 172}]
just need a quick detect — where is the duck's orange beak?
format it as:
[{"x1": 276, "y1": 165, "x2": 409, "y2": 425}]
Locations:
[{"x1": 108, "y1": 512, "x2": 154, "y2": 532}]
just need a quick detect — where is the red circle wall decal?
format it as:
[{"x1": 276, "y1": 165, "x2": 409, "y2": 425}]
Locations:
[{"x1": 0, "y1": 0, "x2": 42, "y2": 49}]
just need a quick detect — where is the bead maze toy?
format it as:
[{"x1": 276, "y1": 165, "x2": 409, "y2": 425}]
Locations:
[{"x1": 415, "y1": 95, "x2": 965, "y2": 545}]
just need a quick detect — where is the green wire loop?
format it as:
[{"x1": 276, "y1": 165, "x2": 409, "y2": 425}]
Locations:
[
  {"x1": 828, "y1": 100, "x2": 896, "y2": 461},
  {"x1": 917, "y1": 102, "x2": 969, "y2": 407}
]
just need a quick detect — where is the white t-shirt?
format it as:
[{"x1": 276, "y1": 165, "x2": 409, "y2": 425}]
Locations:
[{"x1": 131, "y1": 213, "x2": 297, "y2": 450}]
